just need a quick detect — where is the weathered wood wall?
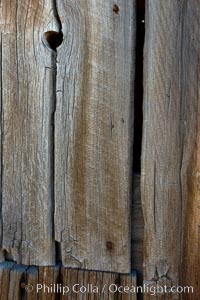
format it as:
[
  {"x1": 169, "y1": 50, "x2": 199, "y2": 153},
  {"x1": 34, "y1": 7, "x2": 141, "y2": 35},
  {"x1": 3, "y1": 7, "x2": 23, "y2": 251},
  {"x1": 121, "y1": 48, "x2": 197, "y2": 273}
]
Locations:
[
  {"x1": 0, "y1": 0, "x2": 136, "y2": 274},
  {"x1": 0, "y1": 0, "x2": 200, "y2": 299},
  {"x1": 142, "y1": 0, "x2": 200, "y2": 299}
]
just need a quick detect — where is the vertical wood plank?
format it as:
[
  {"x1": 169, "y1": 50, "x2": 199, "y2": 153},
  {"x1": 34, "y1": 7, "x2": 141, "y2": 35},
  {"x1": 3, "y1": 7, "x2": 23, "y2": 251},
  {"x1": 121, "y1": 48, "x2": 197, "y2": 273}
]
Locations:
[
  {"x1": 38, "y1": 265, "x2": 60, "y2": 300},
  {"x1": 0, "y1": 32, "x2": 4, "y2": 264},
  {"x1": 26, "y1": 266, "x2": 39, "y2": 300},
  {"x1": 8, "y1": 264, "x2": 28, "y2": 300},
  {"x1": 142, "y1": 0, "x2": 200, "y2": 299},
  {"x1": 0, "y1": 0, "x2": 57, "y2": 265},
  {"x1": 55, "y1": 0, "x2": 136, "y2": 273},
  {"x1": 142, "y1": 1, "x2": 182, "y2": 294},
  {"x1": 120, "y1": 272, "x2": 137, "y2": 300},
  {"x1": 60, "y1": 268, "x2": 79, "y2": 300},
  {"x1": 180, "y1": 1, "x2": 200, "y2": 299},
  {"x1": 0, "y1": 261, "x2": 15, "y2": 299},
  {"x1": 87, "y1": 271, "x2": 97, "y2": 300}
]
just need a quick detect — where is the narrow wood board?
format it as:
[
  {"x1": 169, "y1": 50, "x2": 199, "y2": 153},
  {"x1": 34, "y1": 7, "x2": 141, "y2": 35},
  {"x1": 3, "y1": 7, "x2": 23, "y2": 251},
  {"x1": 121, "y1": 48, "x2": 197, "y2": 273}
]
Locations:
[
  {"x1": 54, "y1": 0, "x2": 136, "y2": 273},
  {"x1": 26, "y1": 266, "x2": 39, "y2": 300},
  {"x1": 0, "y1": 0, "x2": 57, "y2": 265},
  {"x1": 0, "y1": 261, "x2": 15, "y2": 299},
  {"x1": 180, "y1": 1, "x2": 200, "y2": 299},
  {"x1": 8, "y1": 264, "x2": 28, "y2": 300},
  {"x1": 142, "y1": 0, "x2": 200, "y2": 299},
  {"x1": 38, "y1": 265, "x2": 60, "y2": 300}
]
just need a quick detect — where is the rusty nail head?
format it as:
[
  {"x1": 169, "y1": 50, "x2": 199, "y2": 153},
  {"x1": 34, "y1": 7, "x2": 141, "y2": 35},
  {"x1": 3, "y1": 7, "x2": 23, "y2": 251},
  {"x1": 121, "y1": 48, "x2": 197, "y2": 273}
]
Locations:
[
  {"x1": 113, "y1": 4, "x2": 119, "y2": 14},
  {"x1": 106, "y1": 241, "x2": 113, "y2": 250}
]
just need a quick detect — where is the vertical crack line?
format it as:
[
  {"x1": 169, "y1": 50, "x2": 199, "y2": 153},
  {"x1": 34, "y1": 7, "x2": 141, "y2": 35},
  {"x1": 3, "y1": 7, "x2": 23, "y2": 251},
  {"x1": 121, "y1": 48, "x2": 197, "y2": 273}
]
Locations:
[
  {"x1": 43, "y1": 1, "x2": 63, "y2": 51},
  {"x1": 15, "y1": 0, "x2": 23, "y2": 252},
  {"x1": 44, "y1": 0, "x2": 63, "y2": 262},
  {"x1": 52, "y1": 0, "x2": 62, "y2": 33},
  {"x1": 133, "y1": 0, "x2": 145, "y2": 174},
  {"x1": 153, "y1": 162, "x2": 157, "y2": 234},
  {"x1": 51, "y1": 52, "x2": 57, "y2": 262},
  {"x1": 178, "y1": 0, "x2": 187, "y2": 285},
  {"x1": 131, "y1": 0, "x2": 145, "y2": 294}
]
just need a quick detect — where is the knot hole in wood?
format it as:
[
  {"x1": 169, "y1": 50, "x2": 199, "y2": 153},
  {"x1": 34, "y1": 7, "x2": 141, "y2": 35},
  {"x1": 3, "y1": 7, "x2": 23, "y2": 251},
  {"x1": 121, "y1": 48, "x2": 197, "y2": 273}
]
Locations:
[{"x1": 44, "y1": 31, "x2": 63, "y2": 51}]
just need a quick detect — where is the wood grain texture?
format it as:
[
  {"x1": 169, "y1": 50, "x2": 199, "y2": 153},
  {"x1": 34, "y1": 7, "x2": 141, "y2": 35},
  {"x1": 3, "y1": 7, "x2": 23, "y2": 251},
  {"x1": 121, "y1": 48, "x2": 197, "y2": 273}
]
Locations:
[
  {"x1": 0, "y1": 261, "x2": 15, "y2": 299},
  {"x1": 180, "y1": 1, "x2": 200, "y2": 299},
  {"x1": 38, "y1": 265, "x2": 60, "y2": 300},
  {"x1": 0, "y1": 262, "x2": 137, "y2": 299},
  {"x1": 119, "y1": 272, "x2": 137, "y2": 300},
  {"x1": 54, "y1": 0, "x2": 136, "y2": 273},
  {"x1": 8, "y1": 264, "x2": 29, "y2": 300},
  {"x1": 0, "y1": 0, "x2": 58, "y2": 265},
  {"x1": 26, "y1": 266, "x2": 39, "y2": 300},
  {"x1": 142, "y1": 0, "x2": 200, "y2": 299},
  {"x1": 142, "y1": 1, "x2": 182, "y2": 294},
  {"x1": 60, "y1": 268, "x2": 137, "y2": 300}
]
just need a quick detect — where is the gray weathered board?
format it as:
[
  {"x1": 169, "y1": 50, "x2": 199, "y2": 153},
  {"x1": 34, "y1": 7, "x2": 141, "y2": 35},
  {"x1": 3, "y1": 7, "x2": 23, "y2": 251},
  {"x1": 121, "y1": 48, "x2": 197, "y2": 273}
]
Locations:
[
  {"x1": 0, "y1": 0, "x2": 57, "y2": 265},
  {"x1": 0, "y1": 0, "x2": 136, "y2": 273},
  {"x1": 142, "y1": 0, "x2": 200, "y2": 299},
  {"x1": 54, "y1": 0, "x2": 135, "y2": 272}
]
